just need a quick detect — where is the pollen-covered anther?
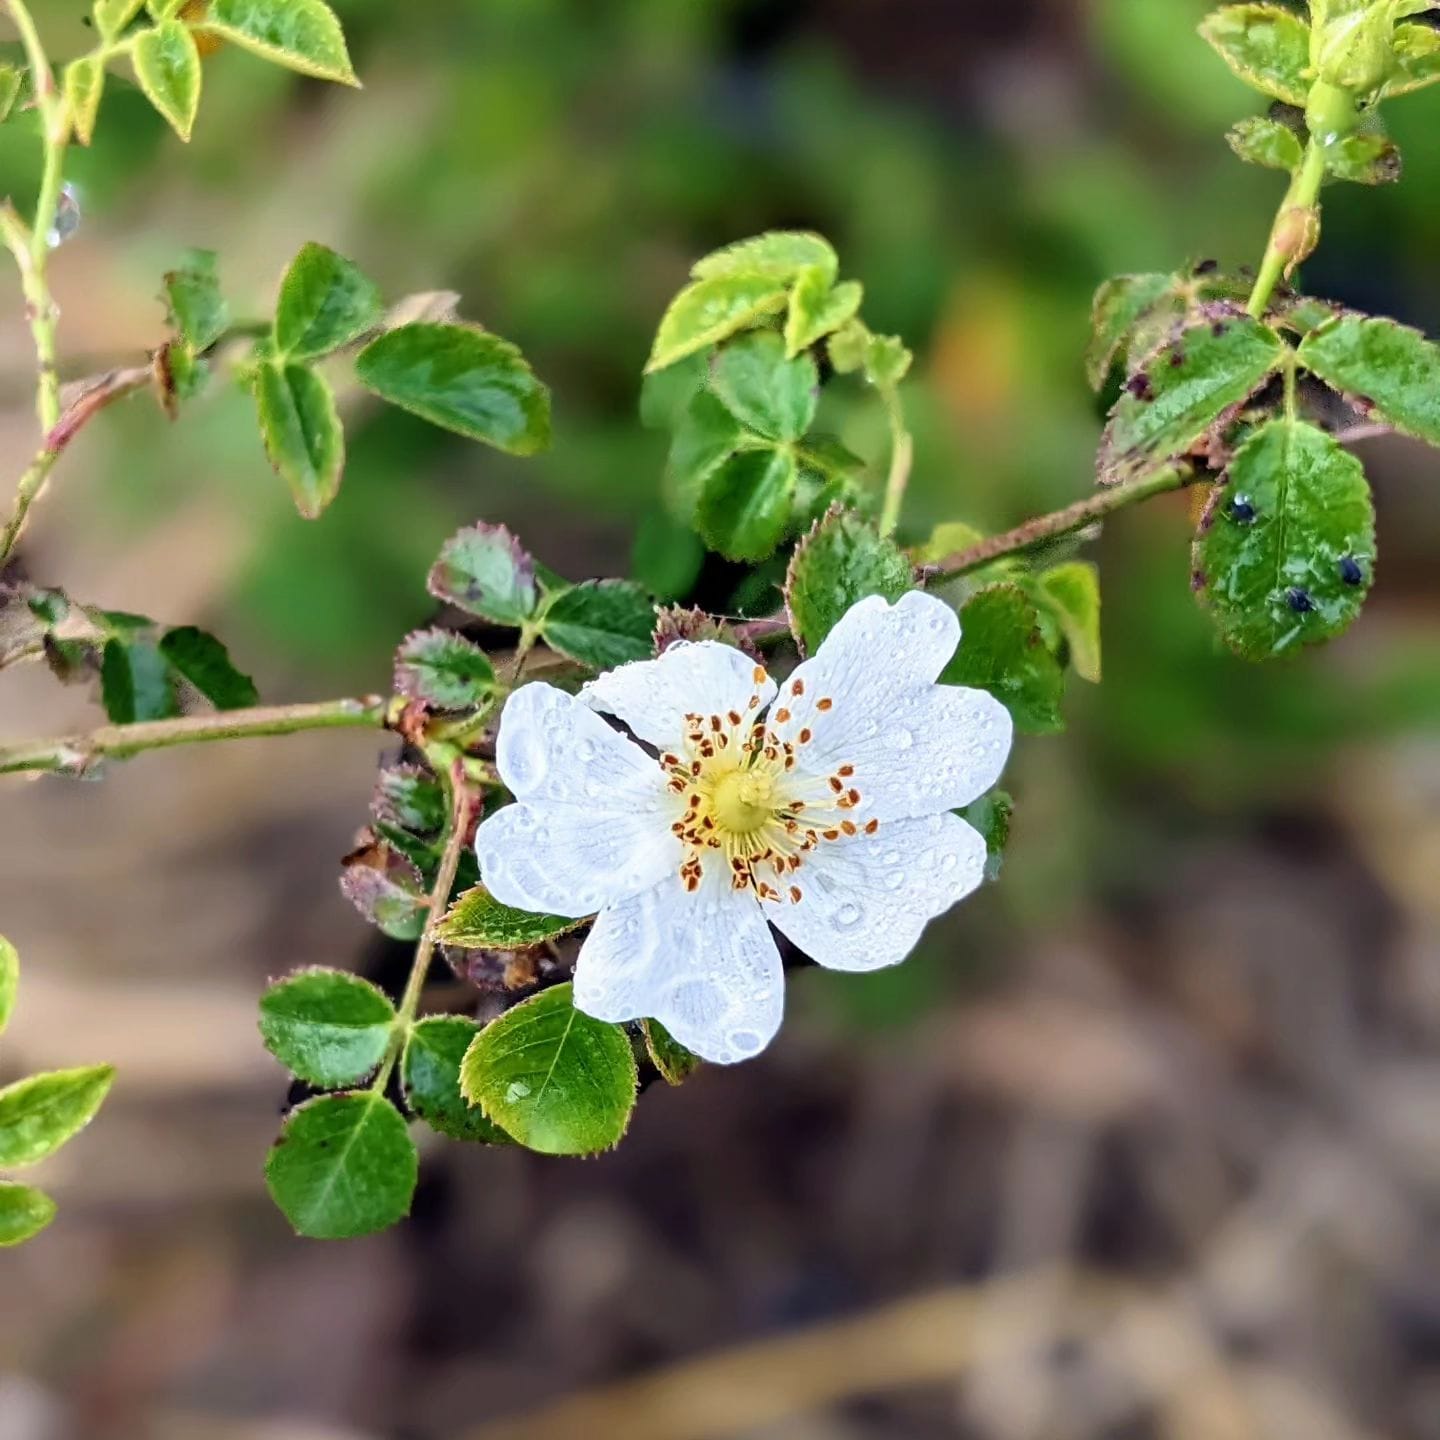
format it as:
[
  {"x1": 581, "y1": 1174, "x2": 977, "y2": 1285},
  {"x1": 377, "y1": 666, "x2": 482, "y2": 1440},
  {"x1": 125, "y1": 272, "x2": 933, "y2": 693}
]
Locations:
[{"x1": 816, "y1": 696, "x2": 833, "y2": 711}]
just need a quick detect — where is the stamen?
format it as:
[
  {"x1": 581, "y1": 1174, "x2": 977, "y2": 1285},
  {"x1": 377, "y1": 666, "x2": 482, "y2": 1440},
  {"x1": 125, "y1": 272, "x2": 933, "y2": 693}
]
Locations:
[{"x1": 817, "y1": 697, "x2": 833, "y2": 711}]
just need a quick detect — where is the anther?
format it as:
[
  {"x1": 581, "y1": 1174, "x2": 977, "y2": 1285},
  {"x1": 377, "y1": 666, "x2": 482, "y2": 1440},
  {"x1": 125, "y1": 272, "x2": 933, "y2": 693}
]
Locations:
[{"x1": 817, "y1": 697, "x2": 833, "y2": 711}]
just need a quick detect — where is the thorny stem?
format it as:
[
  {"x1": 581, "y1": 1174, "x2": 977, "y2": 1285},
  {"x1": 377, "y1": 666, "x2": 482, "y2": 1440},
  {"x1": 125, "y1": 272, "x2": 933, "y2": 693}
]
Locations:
[
  {"x1": 0, "y1": 696, "x2": 389, "y2": 776},
  {"x1": 917, "y1": 465, "x2": 1197, "y2": 584},
  {"x1": 371, "y1": 769, "x2": 477, "y2": 1093},
  {"x1": 876, "y1": 384, "x2": 914, "y2": 538},
  {"x1": 1246, "y1": 137, "x2": 1327, "y2": 321}
]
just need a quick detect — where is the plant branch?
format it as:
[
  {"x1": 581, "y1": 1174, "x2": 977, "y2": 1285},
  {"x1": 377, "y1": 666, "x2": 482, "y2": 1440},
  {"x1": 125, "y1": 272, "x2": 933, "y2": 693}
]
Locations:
[
  {"x1": 876, "y1": 383, "x2": 913, "y2": 538},
  {"x1": 1246, "y1": 137, "x2": 1327, "y2": 320},
  {"x1": 916, "y1": 464, "x2": 1196, "y2": 584},
  {"x1": 0, "y1": 696, "x2": 389, "y2": 776},
  {"x1": 372, "y1": 767, "x2": 478, "y2": 1092}
]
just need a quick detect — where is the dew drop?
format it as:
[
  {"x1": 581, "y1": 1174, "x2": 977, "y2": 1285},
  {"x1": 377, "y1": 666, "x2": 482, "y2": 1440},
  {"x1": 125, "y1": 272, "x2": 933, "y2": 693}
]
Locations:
[
  {"x1": 577, "y1": 738, "x2": 598, "y2": 762},
  {"x1": 891, "y1": 728, "x2": 914, "y2": 751},
  {"x1": 504, "y1": 1081, "x2": 531, "y2": 1103},
  {"x1": 884, "y1": 870, "x2": 905, "y2": 891},
  {"x1": 504, "y1": 728, "x2": 548, "y2": 790},
  {"x1": 729, "y1": 1028, "x2": 762, "y2": 1055},
  {"x1": 835, "y1": 901, "x2": 862, "y2": 930}
]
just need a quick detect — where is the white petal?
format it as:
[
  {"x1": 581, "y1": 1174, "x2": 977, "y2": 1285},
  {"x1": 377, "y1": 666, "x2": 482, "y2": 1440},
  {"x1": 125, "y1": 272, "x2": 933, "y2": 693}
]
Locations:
[
  {"x1": 772, "y1": 591, "x2": 1012, "y2": 820},
  {"x1": 573, "y1": 864, "x2": 784, "y2": 1065},
  {"x1": 476, "y1": 683, "x2": 680, "y2": 917},
  {"x1": 767, "y1": 811, "x2": 988, "y2": 972},
  {"x1": 581, "y1": 641, "x2": 775, "y2": 752}
]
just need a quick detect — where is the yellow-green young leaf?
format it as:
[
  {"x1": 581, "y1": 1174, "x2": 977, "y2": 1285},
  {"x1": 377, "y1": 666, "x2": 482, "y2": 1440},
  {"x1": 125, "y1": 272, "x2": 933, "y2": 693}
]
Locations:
[
  {"x1": 258, "y1": 969, "x2": 396, "y2": 1088},
  {"x1": 1326, "y1": 132, "x2": 1402, "y2": 185},
  {"x1": 1098, "y1": 314, "x2": 1288, "y2": 485},
  {"x1": 647, "y1": 276, "x2": 789, "y2": 374},
  {"x1": 539, "y1": 580, "x2": 656, "y2": 669},
  {"x1": 198, "y1": 0, "x2": 357, "y2": 85},
  {"x1": 709, "y1": 331, "x2": 818, "y2": 442},
  {"x1": 1227, "y1": 115, "x2": 1304, "y2": 171},
  {"x1": 427, "y1": 522, "x2": 538, "y2": 626},
  {"x1": 0, "y1": 1183, "x2": 56, "y2": 1247},
  {"x1": 434, "y1": 885, "x2": 583, "y2": 950},
  {"x1": 0, "y1": 935, "x2": 16, "y2": 1036},
  {"x1": 458, "y1": 983, "x2": 637, "y2": 1156},
  {"x1": 784, "y1": 269, "x2": 863, "y2": 357},
  {"x1": 1297, "y1": 314, "x2": 1440, "y2": 446},
  {"x1": 254, "y1": 361, "x2": 345, "y2": 518},
  {"x1": 273, "y1": 242, "x2": 382, "y2": 361},
  {"x1": 393, "y1": 627, "x2": 496, "y2": 710},
  {"x1": 0, "y1": 66, "x2": 22, "y2": 124},
  {"x1": 265, "y1": 1093, "x2": 416, "y2": 1240},
  {"x1": 402, "y1": 1017, "x2": 513, "y2": 1144},
  {"x1": 145, "y1": 0, "x2": 185, "y2": 16},
  {"x1": 95, "y1": 0, "x2": 147, "y2": 39},
  {"x1": 691, "y1": 231, "x2": 838, "y2": 285},
  {"x1": 133, "y1": 20, "x2": 202, "y2": 141},
  {"x1": 1085, "y1": 273, "x2": 1179, "y2": 391},
  {"x1": 941, "y1": 584, "x2": 1065, "y2": 736},
  {"x1": 1198, "y1": 4, "x2": 1311, "y2": 105},
  {"x1": 0, "y1": 1066, "x2": 115, "y2": 1169},
  {"x1": 865, "y1": 333, "x2": 913, "y2": 388},
  {"x1": 63, "y1": 57, "x2": 104, "y2": 145},
  {"x1": 784, "y1": 509, "x2": 912, "y2": 655},
  {"x1": 1385, "y1": 22, "x2": 1440, "y2": 97},
  {"x1": 696, "y1": 447, "x2": 797, "y2": 563},
  {"x1": 641, "y1": 1019, "x2": 700, "y2": 1086},
  {"x1": 355, "y1": 323, "x2": 551, "y2": 455},
  {"x1": 1037, "y1": 562, "x2": 1102, "y2": 683},
  {"x1": 1193, "y1": 418, "x2": 1375, "y2": 659}
]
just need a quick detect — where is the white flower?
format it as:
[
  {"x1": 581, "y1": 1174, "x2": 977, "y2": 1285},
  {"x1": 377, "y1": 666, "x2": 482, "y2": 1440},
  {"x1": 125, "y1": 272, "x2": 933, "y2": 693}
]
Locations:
[{"x1": 474, "y1": 591, "x2": 1013, "y2": 1064}]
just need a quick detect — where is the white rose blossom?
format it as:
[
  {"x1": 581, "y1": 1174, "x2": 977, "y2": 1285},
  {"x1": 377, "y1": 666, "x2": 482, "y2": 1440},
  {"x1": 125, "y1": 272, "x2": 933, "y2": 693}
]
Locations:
[{"x1": 474, "y1": 590, "x2": 1013, "y2": 1064}]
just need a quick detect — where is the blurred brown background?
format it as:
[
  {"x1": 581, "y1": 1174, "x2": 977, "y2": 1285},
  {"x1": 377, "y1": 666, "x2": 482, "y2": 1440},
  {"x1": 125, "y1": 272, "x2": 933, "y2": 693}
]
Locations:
[{"x1": 4, "y1": 1, "x2": 1440, "y2": 1436}]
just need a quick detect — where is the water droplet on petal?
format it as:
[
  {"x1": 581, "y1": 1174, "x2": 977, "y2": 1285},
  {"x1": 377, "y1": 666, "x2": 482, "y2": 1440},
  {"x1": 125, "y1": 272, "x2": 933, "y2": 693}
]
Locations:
[
  {"x1": 577, "y1": 738, "x2": 598, "y2": 762},
  {"x1": 835, "y1": 902, "x2": 862, "y2": 930},
  {"x1": 891, "y1": 728, "x2": 914, "y2": 750}
]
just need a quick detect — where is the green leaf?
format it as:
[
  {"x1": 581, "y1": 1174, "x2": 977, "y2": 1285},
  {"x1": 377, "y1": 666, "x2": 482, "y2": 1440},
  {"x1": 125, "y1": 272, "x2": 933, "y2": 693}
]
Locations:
[
  {"x1": 158, "y1": 626, "x2": 259, "y2": 709},
  {"x1": 1327, "y1": 131, "x2": 1402, "y2": 185},
  {"x1": 540, "y1": 580, "x2": 656, "y2": 669},
  {"x1": 1384, "y1": 21, "x2": 1440, "y2": 97},
  {"x1": 1199, "y1": 3, "x2": 1311, "y2": 105},
  {"x1": 784, "y1": 509, "x2": 912, "y2": 655},
  {"x1": 784, "y1": 269, "x2": 863, "y2": 358},
  {"x1": 941, "y1": 584, "x2": 1065, "y2": 735},
  {"x1": 101, "y1": 638, "x2": 179, "y2": 723},
  {"x1": 646, "y1": 276, "x2": 788, "y2": 374},
  {"x1": 393, "y1": 628, "x2": 496, "y2": 710},
  {"x1": 641, "y1": 1019, "x2": 700, "y2": 1086},
  {"x1": 198, "y1": 0, "x2": 357, "y2": 85},
  {"x1": 133, "y1": 20, "x2": 202, "y2": 141},
  {"x1": 0, "y1": 1183, "x2": 56, "y2": 1247},
  {"x1": 1226, "y1": 115, "x2": 1304, "y2": 171},
  {"x1": 355, "y1": 323, "x2": 551, "y2": 455},
  {"x1": 434, "y1": 885, "x2": 583, "y2": 950},
  {"x1": 709, "y1": 331, "x2": 818, "y2": 442},
  {"x1": 1036, "y1": 562, "x2": 1102, "y2": 683},
  {"x1": 1193, "y1": 418, "x2": 1375, "y2": 658},
  {"x1": 402, "y1": 1017, "x2": 513, "y2": 1144},
  {"x1": 274, "y1": 242, "x2": 383, "y2": 361},
  {"x1": 0, "y1": 935, "x2": 16, "y2": 1037},
  {"x1": 639, "y1": 348, "x2": 707, "y2": 430},
  {"x1": 632, "y1": 508, "x2": 705, "y2": 602},
  {"x1": 63, "y1": 56, "x2": 104, "y2": 146},
  {"x1": 163, "y1": 249, "x2": 228, "y2": 350},
  {"x1": 665, "y1": 390, "x2": 742, "y2": 525},
  {"x1": 373, "y1": 766, "x2": 446, "y2": 835},
  {"x1": 458, "y1": 983, "x2": 637, "y2": 1156},
  {"x1": 0, "y1": 66, "x2": 22, "y2": 125},
  {"x1": 1097, "y1": 314, "x2": 1288, "y2": 485},
  {"x1": 339, "y1": 843, "x2": 428, "y2": 941},
  {"x1": 1085, "y1": 273, "x2": 1177, "y2": 391},
  {"x1": 427, "y1": 522, "x2": 538, "y2": 626},
  {"x1": 864, "y1": 332, "x2": 913, "y2": 388},
  {"x1": 961, "y1": 789, "x2": 1013, "y2": 883},
  {"x1": 0, "y1": 1066, "x2": 115, "y2": 1169},
  {"x1": 697, "y1": 447, "x2": 797, "y2": 563},
  {"x1": 1297, "y1": 314, "x2": 1440, "y2": 446},
  {"x1": 691, "y1": 231, "x2": 838, "y2": 285},
  {"x1": 258, "y1": 969, "x2": 396, "y2": 1088},
  {"x1": 265, "y1": 1093, "x2": 416, "y2": 1240},
  {"x1": 95, "y1": 0, "x2": 147, "y2": 39},
  {"x1": 254, "y1": 361, "x2": 345, "y2": 519}
]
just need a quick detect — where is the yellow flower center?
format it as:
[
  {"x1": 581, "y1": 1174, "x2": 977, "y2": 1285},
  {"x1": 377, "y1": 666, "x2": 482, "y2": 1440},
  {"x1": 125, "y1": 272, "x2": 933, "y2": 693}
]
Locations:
[{"x1": 709, "y1": 765, "x2": 777, "y2": 837}]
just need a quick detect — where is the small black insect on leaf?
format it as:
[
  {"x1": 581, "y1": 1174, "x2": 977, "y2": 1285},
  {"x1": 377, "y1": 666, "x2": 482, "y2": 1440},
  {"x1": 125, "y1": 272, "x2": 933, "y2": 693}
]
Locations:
[
  {"x1": 1126, "y1": 372, "x2": 1153, "y2": 401},
  {"x1": 1286, "y1": 587, "x2": 1316, "y2": 614},
  {"x1": 1338, "y1": 555, "x2": 1365, "y2": 587},
  {"x1": 1228, "y1": 493, "x2": 1257, "y2": 524}
]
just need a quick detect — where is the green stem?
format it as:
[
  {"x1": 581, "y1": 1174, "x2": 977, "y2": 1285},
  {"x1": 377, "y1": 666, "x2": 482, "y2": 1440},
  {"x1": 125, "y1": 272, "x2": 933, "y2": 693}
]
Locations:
[
  {"x1": 1246, "y1": 137, "x2": 1327, "y2": 320},
  {"x1": 917, "y1": 464, "x2": 1196, "y2": 584},
  {"x1": 372, "y1": 770, "x2": 477, "y2": 1093},
  {"x1": 877, "y1": 383, "x2": 913, "y2": 538},
  {"x1": 0, "y1": 696, "x2": 388, "y2": 776}
]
